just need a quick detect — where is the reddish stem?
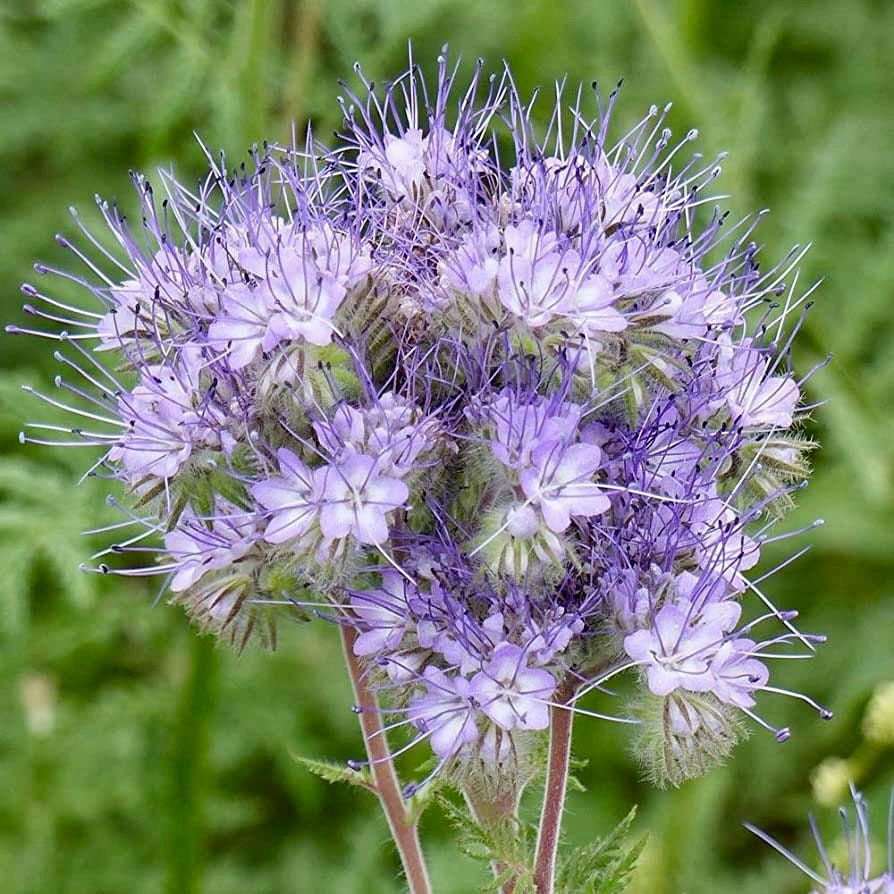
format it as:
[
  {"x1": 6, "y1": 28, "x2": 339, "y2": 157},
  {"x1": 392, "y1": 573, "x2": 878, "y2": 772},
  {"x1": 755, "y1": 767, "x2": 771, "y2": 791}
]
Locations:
[
  {"x1": 533, "y1": 682, "x2": 575, "y2": 893},
  {"x1": 340, "y1": 624, "x2": 432, "y2": 894}
]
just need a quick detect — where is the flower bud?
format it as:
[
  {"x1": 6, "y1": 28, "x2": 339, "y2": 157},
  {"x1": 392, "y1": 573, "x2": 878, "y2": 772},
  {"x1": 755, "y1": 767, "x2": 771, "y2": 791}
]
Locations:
[
  {"x1": 631, "y1": 691, "x2": 742, "y2": 788},
  {"x1": 475, "y1": 505, "x2": 565, "y2": 580}
]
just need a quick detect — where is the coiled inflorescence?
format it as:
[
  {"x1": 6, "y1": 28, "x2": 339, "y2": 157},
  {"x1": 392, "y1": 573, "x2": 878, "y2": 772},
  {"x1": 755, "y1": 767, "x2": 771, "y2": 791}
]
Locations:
[{"x1": 11, "y1": 51, "x2": 830, "y2": 788}]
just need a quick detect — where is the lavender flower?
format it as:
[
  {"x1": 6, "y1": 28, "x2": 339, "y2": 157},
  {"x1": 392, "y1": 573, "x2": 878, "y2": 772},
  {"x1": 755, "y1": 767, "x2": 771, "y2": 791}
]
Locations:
[
  {"x1": 519, "y1": 441, "x2": 610, "y2": 534},
  {"x1": 11, "y1": 50, "x2": 829, "y2": 809},
  {"x1": 408, "y1": 667, "x2": 481, "y2": 760},
  {"x1": 165, "y1": 502, "x2": 256, "y2": 592},
  {"x1": 470, "y1": 642, "x2": 556, "y2": 731},
  {"x1": 251, "y1": 448, "x2": 321, "y2": 545},
  {"x1": 350, "y1": 571, "x2": 413, "y2": 656},
  {"x1": 316, "y1": 455, "x2": 408, "y2": 546}
]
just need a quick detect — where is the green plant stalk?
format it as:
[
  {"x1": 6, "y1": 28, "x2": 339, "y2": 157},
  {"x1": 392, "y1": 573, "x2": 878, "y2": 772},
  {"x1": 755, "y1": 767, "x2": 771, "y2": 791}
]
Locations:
[
  {"x1": 339, "y1": 624, "x2": 432, "y2": 894},
  {"x1": 164, "y1": 633, "x2": 218, "y2": 894},
  {"x1": 281, "y1": 0, "x2": 322, "y2": 135},
  {"x1": 464, "y1": 785, "x2": 523, "y2": 893}
]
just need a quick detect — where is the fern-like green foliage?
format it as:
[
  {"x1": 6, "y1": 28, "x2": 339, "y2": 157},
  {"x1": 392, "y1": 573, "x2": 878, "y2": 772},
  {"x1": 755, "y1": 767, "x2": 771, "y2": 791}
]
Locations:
[
  {"x1": 0, "y1": 372, "x2": 118, "y2": 635},
  {"x1": 435, "y1": 797, "x2": 646, "y2": 894},
  {"x1": 556, "y1": 808, "x2": 647, "y2": 894},
  {"x1": 291, "y1": 753, "x2": 374, "y2": 791},
  {"x1": 439, "y1": 796, "x2": 536, "y2": 892}
]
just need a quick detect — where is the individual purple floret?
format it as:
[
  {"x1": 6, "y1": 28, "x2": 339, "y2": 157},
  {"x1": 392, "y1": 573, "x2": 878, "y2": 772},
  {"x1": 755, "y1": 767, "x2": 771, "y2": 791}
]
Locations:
[
  {"x1": 350, "y1": 571, "x2": 413, "y2": 656},
  {"x1": 519, "y1": 441, "x2": 610, "y2": 534},
  {"x1": 408, "y1": 667, "x2": 481, "y2": 760},
  {"x1": 623, "y1": 602, "x2": 739, "y2": 698},
  {"x1": 469, "y1": 642, "x2": 556, "y2": 731},
  {"x1": 252, "y1": 448, "x2": 322, "y2": 545},
  {"x1": 165, "y1": 502, "x2": 256, "y2": 592},
  {"x1": 316, "y1": 454, "x2": 409, "y2": 546}
]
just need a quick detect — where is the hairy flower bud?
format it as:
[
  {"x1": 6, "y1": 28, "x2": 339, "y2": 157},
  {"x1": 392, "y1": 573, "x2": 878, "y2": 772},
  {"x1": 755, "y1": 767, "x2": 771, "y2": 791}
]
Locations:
[{"x1": 631, "y1": 691, "x2": 743, "y2": 788}]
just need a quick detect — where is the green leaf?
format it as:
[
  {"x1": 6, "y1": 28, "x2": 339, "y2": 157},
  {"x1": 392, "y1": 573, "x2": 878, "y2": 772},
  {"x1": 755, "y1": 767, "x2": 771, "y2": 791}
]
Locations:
[
  {"x1": 438, "y1": 795, "x2": 535, "y2": 889},
  {"x1": 557, "y1": 807, "x2": 647, "y2": 894},
  {"x1": 291, "y1": 753, "x2": 375, "y2": 792}
]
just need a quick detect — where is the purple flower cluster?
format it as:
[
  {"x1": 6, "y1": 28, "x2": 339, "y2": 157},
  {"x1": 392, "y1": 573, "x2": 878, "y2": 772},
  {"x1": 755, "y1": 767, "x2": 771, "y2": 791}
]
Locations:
[{"x1": 12, "y1": 53, "x2": 828, "y2": 785}]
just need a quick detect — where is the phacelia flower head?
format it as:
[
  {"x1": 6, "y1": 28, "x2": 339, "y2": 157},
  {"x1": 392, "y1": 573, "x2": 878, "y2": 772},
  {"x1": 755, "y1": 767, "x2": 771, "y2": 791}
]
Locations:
[{"x1": 11, "y1": 49, "x2": 829, "y2": 789}]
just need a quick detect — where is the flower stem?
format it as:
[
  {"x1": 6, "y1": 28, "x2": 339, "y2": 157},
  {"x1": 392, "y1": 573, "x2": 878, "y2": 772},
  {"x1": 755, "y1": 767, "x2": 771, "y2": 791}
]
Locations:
[
  {"x1": 339, "y1": 624, "x2": 432, "y2": 894},
  {"x1": 533, "y1": 680, "x2": 576, "y2": 893},
  {"x1": 164, "y1": 633, "x2": 217, "y2": 894},
  {"x1": 464, "y1": 786, "x2": 522, "y2": 893}
]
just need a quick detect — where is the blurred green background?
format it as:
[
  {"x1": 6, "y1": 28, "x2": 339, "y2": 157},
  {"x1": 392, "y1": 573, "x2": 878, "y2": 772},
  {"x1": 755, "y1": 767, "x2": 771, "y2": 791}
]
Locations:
[{"x1": 1, "y1": 1, "x2": 893, "y2": 891}]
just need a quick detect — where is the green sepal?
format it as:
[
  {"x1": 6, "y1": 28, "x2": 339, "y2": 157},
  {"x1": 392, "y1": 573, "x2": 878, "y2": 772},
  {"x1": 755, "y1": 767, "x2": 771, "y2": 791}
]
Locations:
[
  {"x1": 184, "y1": 469, "x2": 216, "y2": 519},
  {"x1": 257, "y1": 563, "x2": 313, "y2": 621},
  {"x1": 131, "y1": 477, "x2": 167, "y2": 509},
  {"x1": 405, "y1": 776, "x2": 444, "y2": 825},
  {"x1": 229, "y1": 441, "x2": 261, "y2": 478},
  {"x1": 209, "y1": 467, "x2": 251, "y2": 511},
  {"x1": 438, "y1": 795, "x2": 536, "y2": 890}
]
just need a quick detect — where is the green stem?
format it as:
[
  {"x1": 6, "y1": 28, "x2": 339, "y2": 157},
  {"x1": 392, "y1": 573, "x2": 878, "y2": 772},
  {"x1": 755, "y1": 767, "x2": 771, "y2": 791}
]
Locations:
[
  {"x1": 464, "y1": 786, "x2": 522, "y2": 893},
  {"x1": 281, "y1": 0, "x2": 322, "y2": 136},
  {"x1": 164, "y1": 633, "x2": 218, "y2": 894}
]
